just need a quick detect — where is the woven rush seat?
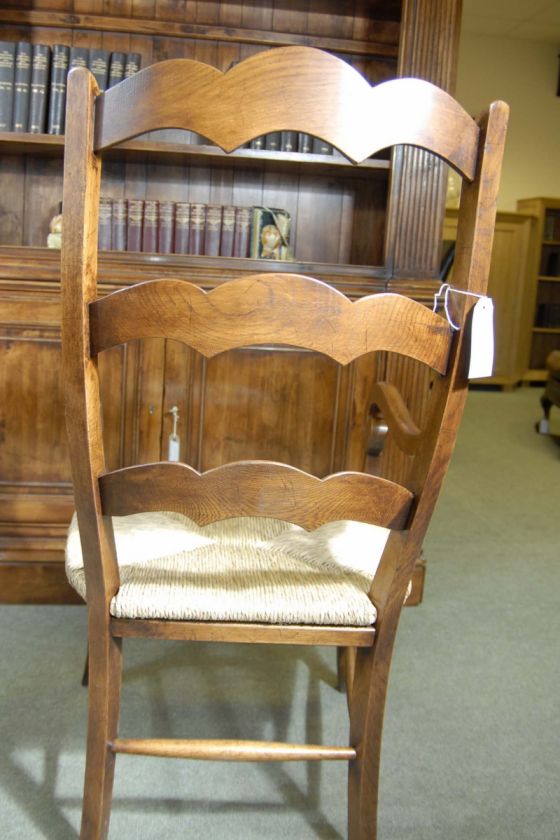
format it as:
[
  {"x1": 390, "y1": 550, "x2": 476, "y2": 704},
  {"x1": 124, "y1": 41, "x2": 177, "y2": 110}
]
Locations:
[{"x1": 65, "y1": 512, "x2": 388, "y2": 626}]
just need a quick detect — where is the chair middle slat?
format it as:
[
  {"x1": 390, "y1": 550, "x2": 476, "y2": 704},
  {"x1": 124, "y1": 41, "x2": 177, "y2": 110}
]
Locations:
[{"x1": 90, "y1": 274, "x2": 452, "y2": 373}]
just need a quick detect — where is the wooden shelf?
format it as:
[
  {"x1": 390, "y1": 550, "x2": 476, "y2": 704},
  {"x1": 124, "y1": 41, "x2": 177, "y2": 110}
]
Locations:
[
  {"x1": 533, "y1": 327, "x2": 560, "y2": 334},
  {"x1": 0, "y1": 132, "x2": 391, "y2": 178},
  {"x1": 537, "y1": 275, "x2": 560, "y2": 282},
  {"x1": 0, "y1": 9, "x2": 399, "y2": 59}
]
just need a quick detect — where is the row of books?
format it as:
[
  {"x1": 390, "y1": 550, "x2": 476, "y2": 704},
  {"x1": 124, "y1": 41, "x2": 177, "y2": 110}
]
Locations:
[
  {"x1": 98, "y1": 199, "x2": 292, "y2": 260},
  {"x1": 0, "y1": 41, "x2": 141, "y2": 135},
  {"x1": 543, "y1": 212, "x2": 560, "y2": 242},
  {"x1": 540, "y1": 249, "x2": 560, "y2": 277},
  {"x1": 535, "y1": 302, "x2": 560, "y2": 329},
  {"x1": 249, "y1": 132, "x2": 334, "y2": 155}
]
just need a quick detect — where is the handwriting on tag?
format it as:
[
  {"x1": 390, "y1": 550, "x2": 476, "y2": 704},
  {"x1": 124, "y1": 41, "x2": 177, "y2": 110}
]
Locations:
[{"x1": 468, "y1": 296, "x2": 494, "y2": 379}]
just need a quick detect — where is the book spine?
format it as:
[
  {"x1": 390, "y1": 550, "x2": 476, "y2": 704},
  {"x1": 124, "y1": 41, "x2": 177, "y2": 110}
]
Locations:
[
  {"x1": 189, "y1": 203, "x2": 206, "y2": 255},
  {"x1": 47, "y1": 43, "x2": 69, "y2": 135},
  {"x1": 0, "y1": 41, "x2": 16, "y2": 132},
  {"x1": 173, "y1": 202, "x2": 190, "y2": 253},
  {"x1": 298, "y1": 133, "x2": 312, "y2": 153},
  {"x1": 265, "y1": 132, "x2": 281, "y2": 151},
  {"x1": 111, "y1": 198, "x2": 128, "y2": 251},
  {"x1": 69, "y1": 46, "x2": 89, "y2": 73},
  {"x1": 108, "y1": 51, "x2": 126, "y2": 88},
  {"x1": 12, "y1": 41, "x2": 31, "y2": 133},
  {"x1": 204, "y1": 204, "x2": 222, "y2": 256},
  {"x1": 142, "y1": 199, "x2": 159, "y2": 252},
  {"x1": 220, "y1": 205, "x2": 235, "y2": 257},
  {"x1": 126, "y1": 199, "x2": 143, "y2": 251},
  {"x1": 98, "y1": 197, "x2": 112, "y2": 250},
  {"x1": 124, "y1": 52, "x2": 141, "y2": 78},
  {"x1": 312, "y1": 137, "x2": 333, "y2": 155},
  {"x1": 233, "y1": 206, "x2": 251, "y2": 258},
  {"x1": 158, "y1": 200, "x2": 175, "y2": 253},
  {"x1": 250, "y1": 136, "x2": 265, "y2": 150},
  {"x1": 28, "y1": 44, "x2": 50, "y2": 133},
  {"x1": 281, "y1": 131, "x2": 298, "y2": 153},
  {"x1": 88, "y1": 49, "x2": 109, "y2": 92}
]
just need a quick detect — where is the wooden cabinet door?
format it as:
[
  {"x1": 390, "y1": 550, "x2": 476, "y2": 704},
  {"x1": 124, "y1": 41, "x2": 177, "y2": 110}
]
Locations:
[
  {"x1": 161, "y1": 341, "x2": 375, "y2": 477},
  {"x1": 0, "y1": 281, "x2": 167, "y2": 600}
]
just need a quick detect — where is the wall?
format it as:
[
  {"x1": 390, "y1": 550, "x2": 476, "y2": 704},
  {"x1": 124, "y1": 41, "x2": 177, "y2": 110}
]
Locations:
[{"x1": 455, "y1": 32, "x2": 560, "y2": 211}]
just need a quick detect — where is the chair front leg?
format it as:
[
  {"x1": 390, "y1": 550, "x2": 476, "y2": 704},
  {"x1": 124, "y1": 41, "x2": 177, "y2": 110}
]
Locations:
[{"x1": 80, "y1": 627, "x2": 123, "y2": 840}]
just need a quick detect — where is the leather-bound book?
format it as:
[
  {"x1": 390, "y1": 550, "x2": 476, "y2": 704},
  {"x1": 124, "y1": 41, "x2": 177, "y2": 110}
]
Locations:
[
  {"x1": 298, "y1": 133, "x2": 312, "y2": 154},
  {"x1": 265, "y1": 132, "x2": 281, "y2": 151},
  {"x1": 126, "y1": 199, "x2": 143, "y2": 251},
  {"x1": 281, "y1": 131, "x2": 298, "y2": 153},
  {"x1": 220, "y1": 205, "x2": 235, "y2": 257},
  {"x1": 142, "y1": 199, "x2": 159, "y2": 252},
  {"x1": 12, "y1": 41, "x2": 32, "y2": 133},
  {"x1": 173, "y1": 202, "x2": 190, "y2": 253},
  {"x1": 47, "y1": 44, "x2": 69, "y2": 135},
  {"x1": 28, "y1": 44, "x2": 50, "y2": 133},
  {"x1": 204, "y1": 204, "x2": 222, "y2": 256},
  {"x1": 312, "y1": 137, "x2": 333, "y2": 155},
  {"x1": 124, "y1": 52, "x2": 141, "y2": 78},
  {"x1": 189, "y1": 203, "x2": 206, "y2": 255},
  {"x1": 0, "y1": 41, "x2": 15, "y2": 132},
  {"x1": 158, "y1": 201, "x2": 175, "y2": 253},
  {"x1": 108, "y1": 52, "x2": 126, "y2": 88},
  {"x1": 98, "y1": 197, "x2": 112, "y2": 251},
  {"x1": 233, "y1": 206, "x2": 251, "y2": 258},
  {"x1": 88, "y1": 49, "x2": 109, "y2": 92},
  {"x1": 69, "y1": 46, "x2": 89, "y2": 73},
  {"x1": 111, "y1": 198, "x2": 128, "y2": 250}
]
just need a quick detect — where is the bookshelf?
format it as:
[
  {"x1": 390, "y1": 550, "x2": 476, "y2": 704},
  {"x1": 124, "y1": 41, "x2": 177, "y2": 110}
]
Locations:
[
  {"x1": 0, "y1": 0, "x2": 462, "y2": 604},
  {"x1": 516, "y1": 197, "x2": 560, "y2": 383}
]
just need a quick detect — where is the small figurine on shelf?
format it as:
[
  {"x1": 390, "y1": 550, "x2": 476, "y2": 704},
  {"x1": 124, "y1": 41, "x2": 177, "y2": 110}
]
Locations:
[{"x1": 47, "y1": 202, "x2": 63, "y2": 249}]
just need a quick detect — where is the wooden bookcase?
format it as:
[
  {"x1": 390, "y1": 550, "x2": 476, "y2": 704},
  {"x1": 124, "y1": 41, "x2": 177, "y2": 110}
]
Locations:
[
  {"x1": 443, "y1": 209, "x2": 537, "y2": 390},
  {"x1": 516, "y1": 197, "x2": 560, "y2": 383},
  {"x1": 0, "y1": 0, "x2": 462, "y2": 604}
]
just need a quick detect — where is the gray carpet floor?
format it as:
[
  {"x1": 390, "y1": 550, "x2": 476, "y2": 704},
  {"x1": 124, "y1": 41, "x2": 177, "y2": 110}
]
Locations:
[{"x1": 1, "y1": 387, "x2": 558, "y2": 839}]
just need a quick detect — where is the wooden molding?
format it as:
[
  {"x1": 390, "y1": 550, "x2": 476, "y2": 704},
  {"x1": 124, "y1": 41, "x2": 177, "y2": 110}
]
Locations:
[{"x1": 0, "y1": 10, "x2": 399, "y2": 59}]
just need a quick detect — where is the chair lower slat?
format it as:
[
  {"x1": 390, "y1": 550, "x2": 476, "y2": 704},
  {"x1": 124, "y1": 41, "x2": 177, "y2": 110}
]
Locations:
[
  {"x1": 111, "y1": 738, "x2": 356, "y2": 762},
  {"x1": 110, "y1": 617, "x2": 375, "y2": 647}
]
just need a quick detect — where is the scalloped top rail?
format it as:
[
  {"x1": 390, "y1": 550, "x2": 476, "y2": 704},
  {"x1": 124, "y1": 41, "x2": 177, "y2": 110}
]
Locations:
[
  {"x1": 99, "y1": 461, "x2": 414, "y2": 531},
  {"x1": 92, "y1": 46, "x2": 479, "y2": 177},
  {"x1": 89, "y1": 274, "x2": 452, "y2": 374}
]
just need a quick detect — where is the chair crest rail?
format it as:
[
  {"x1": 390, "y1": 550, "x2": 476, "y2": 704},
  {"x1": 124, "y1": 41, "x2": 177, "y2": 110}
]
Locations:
[{"x1": 92, "y1": 48, "x2": 479, "y2": 177}]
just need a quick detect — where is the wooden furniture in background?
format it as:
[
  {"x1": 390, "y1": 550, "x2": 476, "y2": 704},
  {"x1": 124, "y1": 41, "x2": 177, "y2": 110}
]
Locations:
[
  {"x1": 443, "y1": 208, "x2": 537, "y2": 390},
  {"x1": 0, "y1": 0, "x2": 463, "y2": 604},
  {"x1": 61, "y1": 48, "x2": 508, "y2": 838},
  {"x1": 516, "y1": 197, "x2": 560, "y2": 383}
]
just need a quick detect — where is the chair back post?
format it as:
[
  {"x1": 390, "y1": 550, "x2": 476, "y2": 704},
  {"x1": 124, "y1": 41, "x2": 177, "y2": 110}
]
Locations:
[
  {"x1": 61, "y1": 67, "x2": 119, "y2": 611},
  {"x1": 369, "y1": 98, "x2": 509, "y2": 617}
]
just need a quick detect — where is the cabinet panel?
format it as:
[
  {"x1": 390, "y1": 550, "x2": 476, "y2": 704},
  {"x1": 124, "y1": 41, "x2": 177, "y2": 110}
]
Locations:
[
  {"x1": 195, "y1": 347, "x2": 342, "y2": 477},
  {"x1": 443, "y1": 209, "x2": 537, "y2": 388}
]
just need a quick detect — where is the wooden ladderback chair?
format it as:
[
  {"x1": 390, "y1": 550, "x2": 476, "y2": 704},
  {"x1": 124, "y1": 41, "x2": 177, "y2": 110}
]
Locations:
[{"x1": 61, "y1": 47, "x2": 508, "y2": 839}]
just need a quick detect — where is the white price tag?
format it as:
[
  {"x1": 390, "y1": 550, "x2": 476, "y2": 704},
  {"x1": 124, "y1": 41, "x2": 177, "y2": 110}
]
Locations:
[
  {"x1": 468, "y1": 296, "x2": 494, "y2": 379},
  {"x1": 168, "y1": 435, "x2": 181, "y2": 462}
]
